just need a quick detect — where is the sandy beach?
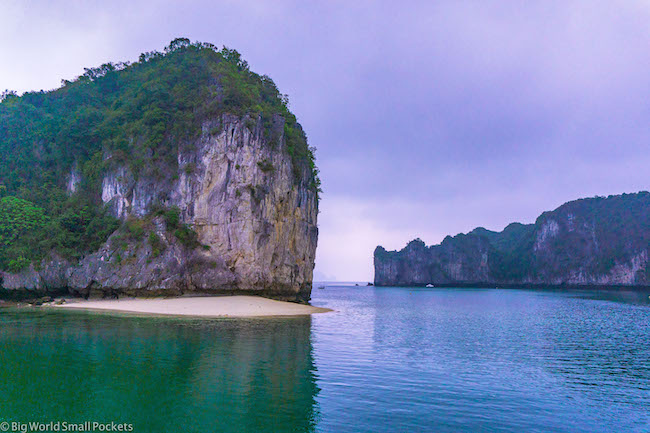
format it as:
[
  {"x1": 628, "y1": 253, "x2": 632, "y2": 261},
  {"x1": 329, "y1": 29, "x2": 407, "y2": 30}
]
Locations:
[{"x1": 55, "y1": 295, "x2": 332, "y2": 318}]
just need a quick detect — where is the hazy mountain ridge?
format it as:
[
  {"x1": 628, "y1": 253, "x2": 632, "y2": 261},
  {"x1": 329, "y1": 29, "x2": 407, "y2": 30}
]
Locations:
[{"x1": 375, "y1": 192, "x2": 650, "y2": 287}]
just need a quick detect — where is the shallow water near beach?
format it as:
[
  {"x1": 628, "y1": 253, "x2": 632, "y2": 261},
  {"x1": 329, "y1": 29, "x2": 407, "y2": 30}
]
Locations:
[{"x1": 0, "y1": 286, "x2": 649, "y2": 432}]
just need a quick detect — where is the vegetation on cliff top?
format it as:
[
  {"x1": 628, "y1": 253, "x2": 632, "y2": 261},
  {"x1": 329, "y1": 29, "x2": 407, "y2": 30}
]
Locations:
[{"x1": 0, "y1": 38, "x2": 319, "y2": 272}]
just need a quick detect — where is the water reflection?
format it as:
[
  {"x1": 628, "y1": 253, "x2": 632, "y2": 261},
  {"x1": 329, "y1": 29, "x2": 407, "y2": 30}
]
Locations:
[{"x1": 0, "y1": 310, "x2": 319, "y2": 433}]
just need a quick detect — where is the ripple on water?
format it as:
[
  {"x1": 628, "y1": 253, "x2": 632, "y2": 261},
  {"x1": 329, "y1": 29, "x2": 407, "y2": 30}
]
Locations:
[{"x1": 310, "y1": 286, "x2": 650, "y2": 433}]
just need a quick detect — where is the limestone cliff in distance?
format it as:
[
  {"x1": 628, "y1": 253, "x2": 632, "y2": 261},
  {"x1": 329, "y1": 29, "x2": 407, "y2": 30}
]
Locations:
[
  {"x1": 375, "y1": 192, "x2": 650, "y2": 289},
  {"x1": 0, "y1": 39, "x2": 319, "y2": 302}
]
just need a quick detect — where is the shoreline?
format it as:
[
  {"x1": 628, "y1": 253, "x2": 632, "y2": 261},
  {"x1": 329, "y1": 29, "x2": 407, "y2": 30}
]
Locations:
[
  {"x1": 372, "y1": 282, "x2": 650, "y2": 292},
  {"x1": 52, "y1": 295, "x2": 333, "y2": 318}
]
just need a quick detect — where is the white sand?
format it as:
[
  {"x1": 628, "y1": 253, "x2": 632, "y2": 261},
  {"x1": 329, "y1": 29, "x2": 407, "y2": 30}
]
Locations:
[{"x1": 55, "y1": 295, "x2": 332, "y2": 318}]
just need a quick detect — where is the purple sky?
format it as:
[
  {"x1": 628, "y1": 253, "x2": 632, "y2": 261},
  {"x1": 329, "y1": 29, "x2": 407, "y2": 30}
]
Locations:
[{"x1": 2, "y1": 1, "x2": 649, "y2": 281}]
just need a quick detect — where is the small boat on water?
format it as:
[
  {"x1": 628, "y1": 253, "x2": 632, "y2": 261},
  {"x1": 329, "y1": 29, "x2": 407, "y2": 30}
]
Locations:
[{"x1": 425, "y1": 284, "x2": 434, "y2": 288}]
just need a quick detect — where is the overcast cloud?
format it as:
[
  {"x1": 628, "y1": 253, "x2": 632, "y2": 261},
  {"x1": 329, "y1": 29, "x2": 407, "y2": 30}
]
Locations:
[{"x1": 1, "y1": 0, "x2": 649, "y2": 281}]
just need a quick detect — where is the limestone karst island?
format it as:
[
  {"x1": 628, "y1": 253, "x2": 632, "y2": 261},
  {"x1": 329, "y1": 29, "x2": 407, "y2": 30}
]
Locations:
[
  {"x1": 0, "y1": 39, "x2": 321, "y2": 313},
  {"x1": 375, "y1": 192, "x2": 650, "y2": 288},
  {"x1": 2, "y1": 3, "x2": 650, "y2": 431}
]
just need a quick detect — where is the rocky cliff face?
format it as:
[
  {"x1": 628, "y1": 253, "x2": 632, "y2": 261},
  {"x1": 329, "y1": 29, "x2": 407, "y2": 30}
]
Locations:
[
  {"x1": 1, "y1": 114, "x2": 318, "y2": 302},
  {"x1": 375, "y1": 192, "x2": 650, "y2": 288},
  {"x1": 374, "y1": 235, "x2": 491, "y2": 286}
]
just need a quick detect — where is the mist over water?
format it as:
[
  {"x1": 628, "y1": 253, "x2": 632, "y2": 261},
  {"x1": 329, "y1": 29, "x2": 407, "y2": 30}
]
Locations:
[{"x1": 1, "y1": 286, "x2": 649, "y2": 432}]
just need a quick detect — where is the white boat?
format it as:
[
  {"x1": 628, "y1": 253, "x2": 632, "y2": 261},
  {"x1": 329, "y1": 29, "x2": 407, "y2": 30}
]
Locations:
[{"x1": 425, "y1": 284, "x2": 434, "y2": 288}]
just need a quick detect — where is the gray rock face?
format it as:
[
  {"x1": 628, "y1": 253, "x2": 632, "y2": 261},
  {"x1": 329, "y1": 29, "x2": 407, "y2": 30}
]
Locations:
[
  {"x1": 1, "y1": 114, "x2": 319, "y2": 302},
  {"x1": 375, "y1": 192, "x2": 650, "y2": 288},
  {"x1": 374, "y1": 236, "x2": 491, "y2": 287}
]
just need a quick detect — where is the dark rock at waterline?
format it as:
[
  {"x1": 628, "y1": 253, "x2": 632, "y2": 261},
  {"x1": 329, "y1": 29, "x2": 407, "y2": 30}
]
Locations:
[{"x1": 29, "y1": 296, "x2": 54, "y2": 306}]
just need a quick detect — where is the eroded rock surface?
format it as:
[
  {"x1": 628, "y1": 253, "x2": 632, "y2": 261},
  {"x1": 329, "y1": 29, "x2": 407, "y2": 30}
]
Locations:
[{"x1": 2, "y1": 115, "x2": 318, "y2": 302}]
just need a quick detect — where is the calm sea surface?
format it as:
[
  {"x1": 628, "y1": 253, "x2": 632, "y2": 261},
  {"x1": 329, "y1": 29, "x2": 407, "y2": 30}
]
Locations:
[{"x1": 0, "y1": 286, "x2": 649, "y2": 432}]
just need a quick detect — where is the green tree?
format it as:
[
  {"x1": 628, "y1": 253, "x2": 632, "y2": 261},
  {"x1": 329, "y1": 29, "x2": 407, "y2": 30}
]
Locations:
[{"x1": 0, "y1": 196, "x2": 48, "y2": 271}]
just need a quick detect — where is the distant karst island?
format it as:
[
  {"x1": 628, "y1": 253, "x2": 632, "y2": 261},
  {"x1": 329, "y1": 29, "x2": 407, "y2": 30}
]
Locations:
[
  {"x1": 375, "y1": 192, "x2": 650, "y2": 289},
  {"x1": 0, "y1": 38, "x2": 320, "y2": 303}
]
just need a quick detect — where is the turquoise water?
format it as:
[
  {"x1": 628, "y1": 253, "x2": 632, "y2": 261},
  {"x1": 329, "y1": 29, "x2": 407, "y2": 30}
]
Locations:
[{"x1": 1, "y1": 286, "x2": 649, "y2": 432}]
